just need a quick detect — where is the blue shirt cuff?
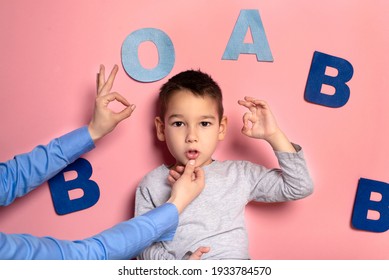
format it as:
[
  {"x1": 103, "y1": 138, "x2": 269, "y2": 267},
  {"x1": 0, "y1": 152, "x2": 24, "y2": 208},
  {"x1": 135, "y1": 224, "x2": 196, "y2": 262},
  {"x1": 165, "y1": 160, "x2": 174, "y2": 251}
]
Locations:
[{"x1": 59, "y1": 126, "x2": 95, "y2": 163}]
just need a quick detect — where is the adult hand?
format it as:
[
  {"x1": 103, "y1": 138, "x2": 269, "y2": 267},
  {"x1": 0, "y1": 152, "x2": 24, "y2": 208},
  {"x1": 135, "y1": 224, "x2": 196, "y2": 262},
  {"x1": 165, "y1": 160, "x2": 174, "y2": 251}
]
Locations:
[
  {"x1": 88, "y1": 64, "x2": 135, "y2": 142},
  {"x1": 167, "y1": 160, "x2": 205, "y2": 213},
  {"x1": 167, "y1": 165, "x2": 185, "y2": 186}
]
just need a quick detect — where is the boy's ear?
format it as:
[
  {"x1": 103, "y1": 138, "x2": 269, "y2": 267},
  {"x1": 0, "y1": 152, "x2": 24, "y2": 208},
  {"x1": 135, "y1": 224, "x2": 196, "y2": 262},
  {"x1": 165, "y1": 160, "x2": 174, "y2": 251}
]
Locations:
[
  {"x1": 155, "y1": 117, "x2": 166, "y2": 141},
  {"x1": 218, "y1": 116, "x2": 228, "y2": 140}
]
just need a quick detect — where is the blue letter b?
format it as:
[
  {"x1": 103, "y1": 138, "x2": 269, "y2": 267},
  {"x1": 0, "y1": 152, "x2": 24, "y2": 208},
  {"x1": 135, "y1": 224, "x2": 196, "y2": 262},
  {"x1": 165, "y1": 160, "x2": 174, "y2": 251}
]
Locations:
[
  {"x1": 48, "y1": 158, "x2": 100, "y2": 215},
  {"x1": 352, "y1": 178, "x2": 389, "y2": 233},
  {"x1": 305, "y1": 51, "x2": 354, "y2": 108}
]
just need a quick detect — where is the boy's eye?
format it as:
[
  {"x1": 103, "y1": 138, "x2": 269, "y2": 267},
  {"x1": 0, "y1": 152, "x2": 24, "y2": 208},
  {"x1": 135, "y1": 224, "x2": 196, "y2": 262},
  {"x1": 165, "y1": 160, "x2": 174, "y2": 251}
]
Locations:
[
  {"x1": 200, "y1": 121, "x2": 211, "y2": 127},
  {"x1": 172, "y1": 121, "x2": 184, "y2": 127}
]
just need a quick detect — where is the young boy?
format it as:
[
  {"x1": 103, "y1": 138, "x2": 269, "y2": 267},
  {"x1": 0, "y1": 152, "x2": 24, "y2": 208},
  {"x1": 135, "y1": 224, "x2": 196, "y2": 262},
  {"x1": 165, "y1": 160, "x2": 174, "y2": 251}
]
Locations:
[{"x1": 135, "y1": 70, "x2": 314, "y2": 260}]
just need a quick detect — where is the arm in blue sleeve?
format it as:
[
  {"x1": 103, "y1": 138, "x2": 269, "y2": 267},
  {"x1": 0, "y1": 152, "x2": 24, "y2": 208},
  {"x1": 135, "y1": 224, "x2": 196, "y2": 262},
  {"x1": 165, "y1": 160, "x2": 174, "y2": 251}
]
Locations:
[
  {"x1": 92, "y1": 203, "x2": 178, "y2": 260},
  {"x1": 0, "y1": 126, "x2": 95, "y2": 206},
  {"x1": 0, "y1": 203, "x2": 178, "y2": 260}
]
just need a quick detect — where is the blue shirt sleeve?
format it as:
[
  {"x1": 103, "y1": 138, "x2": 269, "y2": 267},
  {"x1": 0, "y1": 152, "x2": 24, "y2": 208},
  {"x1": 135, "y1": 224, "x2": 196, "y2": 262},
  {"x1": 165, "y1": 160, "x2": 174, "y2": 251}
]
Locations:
[
  {"x1": 0, "y1": 126, "x2": 179, "y2": 259},
  {"x1": 91, "y1": 203, "x2": 179, "y2": 260},
  {"x1": 0, "y1": 203, "x2": 178, "y2": 260},
  {"x1": 0, "y1": 126, "x2": 95, "y2": 206}
]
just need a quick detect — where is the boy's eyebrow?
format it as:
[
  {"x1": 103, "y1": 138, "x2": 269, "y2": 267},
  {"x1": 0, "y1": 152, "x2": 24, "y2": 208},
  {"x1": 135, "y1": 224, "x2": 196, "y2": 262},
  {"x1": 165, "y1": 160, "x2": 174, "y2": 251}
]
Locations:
[
  {"x1": 167, "y1": 114, "x2": 184, "y2": 119},
  {"x1": 167, "y1": 114, "x2": 217, "y2": 120},
  {"x1": 200, "y1": 115, "x2": 217, "y2": 120}
]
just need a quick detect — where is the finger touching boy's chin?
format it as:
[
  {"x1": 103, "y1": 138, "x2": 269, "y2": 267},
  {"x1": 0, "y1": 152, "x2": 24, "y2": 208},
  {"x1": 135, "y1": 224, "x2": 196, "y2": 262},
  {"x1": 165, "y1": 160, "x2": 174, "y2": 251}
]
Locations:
[
  {"x1": 175, "y1": 159, "x2": 200, "y2": 168},
  {"x1": 189, "y1": 158, "x2": 213, "y2": 168}
]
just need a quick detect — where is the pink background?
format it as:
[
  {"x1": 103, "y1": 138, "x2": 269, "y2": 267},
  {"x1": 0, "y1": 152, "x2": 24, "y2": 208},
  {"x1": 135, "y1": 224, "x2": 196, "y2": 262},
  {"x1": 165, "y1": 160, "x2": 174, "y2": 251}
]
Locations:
[{"x1": 1, "y1": 0, "x2": 388, "y2": 259}]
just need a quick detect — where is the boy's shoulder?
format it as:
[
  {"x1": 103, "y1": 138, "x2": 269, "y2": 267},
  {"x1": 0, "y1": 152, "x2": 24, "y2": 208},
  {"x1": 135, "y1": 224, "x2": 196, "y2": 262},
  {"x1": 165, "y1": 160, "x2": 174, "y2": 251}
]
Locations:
[
  {"x1": 208, "y1": 159, "x2": 263, "y2": 175},
  {"x1": 144, "y1": 164, "x2": 169, "y2": 176},
  {"x1": 138, "y1": 164, "x2": 170, "y2": 189},
  {"x1": 211, "y1": 159, "x2": 258, "y2": 169}
]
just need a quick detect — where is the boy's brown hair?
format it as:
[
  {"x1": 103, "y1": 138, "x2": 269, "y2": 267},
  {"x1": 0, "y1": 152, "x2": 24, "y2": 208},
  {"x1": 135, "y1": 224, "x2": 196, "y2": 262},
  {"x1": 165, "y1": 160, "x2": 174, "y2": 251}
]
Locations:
[{"x1": 158, "y1": 70, "x2": 224, "y2": 122}]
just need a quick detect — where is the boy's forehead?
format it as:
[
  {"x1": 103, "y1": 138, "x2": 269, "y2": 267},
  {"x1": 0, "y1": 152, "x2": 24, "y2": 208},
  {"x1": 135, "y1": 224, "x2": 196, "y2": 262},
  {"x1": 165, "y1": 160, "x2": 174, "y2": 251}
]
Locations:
[{"x1": 165, "y1": 90, "x2": 219, "y2": 117}]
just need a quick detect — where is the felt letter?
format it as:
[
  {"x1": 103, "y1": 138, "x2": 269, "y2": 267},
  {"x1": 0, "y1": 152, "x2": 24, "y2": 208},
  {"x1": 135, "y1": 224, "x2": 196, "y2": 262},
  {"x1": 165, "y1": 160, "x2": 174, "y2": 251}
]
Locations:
[
  {"x1": 48, "y1": 158, "x2": 100, "y2": 215},
  {"x1": 222, "y1": 9, "x2": 273, "y2": 62},
  {"x1": 305, "y1": 51, "x2": 354, "y2": 108},
  {"x1": 121, "y1": 28, "x2": 175, "y2": 82},
  {"x1": 352, "y1": 178, "x2": 389, "y2": 232}
]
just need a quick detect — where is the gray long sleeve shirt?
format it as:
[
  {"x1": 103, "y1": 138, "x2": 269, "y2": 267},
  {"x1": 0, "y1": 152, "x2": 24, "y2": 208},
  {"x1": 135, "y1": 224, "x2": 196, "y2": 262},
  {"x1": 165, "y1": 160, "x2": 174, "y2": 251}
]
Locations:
[{"x1": 135, "y1": 144, "x2": 313, "y2": 259}]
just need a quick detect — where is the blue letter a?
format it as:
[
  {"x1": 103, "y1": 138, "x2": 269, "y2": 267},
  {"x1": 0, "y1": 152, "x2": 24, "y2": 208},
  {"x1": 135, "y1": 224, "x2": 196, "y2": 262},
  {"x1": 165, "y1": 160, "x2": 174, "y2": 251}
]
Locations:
[
  {"x1": 352, "y1": 178, "x2": 389, "y2": 233},
  {"x1": 222, "y1": 9, "x2": 273, "y2": 62},
  {"x1": 48, "y1": 158, "x2": 100, "y2": 215},
  {"x1": 305, "y1": 51, "x2": 354, "y2": 108}
]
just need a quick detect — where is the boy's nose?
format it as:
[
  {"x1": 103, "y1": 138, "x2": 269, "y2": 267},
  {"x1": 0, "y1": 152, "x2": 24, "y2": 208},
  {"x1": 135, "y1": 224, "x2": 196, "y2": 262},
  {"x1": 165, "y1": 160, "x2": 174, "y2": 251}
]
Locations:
[{"x1": 185, "y1": 127, "x2": 198, "y2": 143}]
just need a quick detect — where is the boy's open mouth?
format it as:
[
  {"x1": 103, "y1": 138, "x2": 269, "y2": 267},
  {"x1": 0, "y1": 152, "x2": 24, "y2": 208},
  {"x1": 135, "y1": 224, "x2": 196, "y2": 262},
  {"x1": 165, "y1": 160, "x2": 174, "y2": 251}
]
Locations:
[{"x1": 186, "y1": 149, "x2": 199, "y2": 160}]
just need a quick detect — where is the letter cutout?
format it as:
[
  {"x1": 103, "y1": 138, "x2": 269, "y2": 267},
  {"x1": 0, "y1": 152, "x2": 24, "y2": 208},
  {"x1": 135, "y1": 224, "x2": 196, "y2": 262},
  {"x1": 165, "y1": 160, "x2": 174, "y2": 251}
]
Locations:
[
  {"x1": 222, "y1": 9, "x2": 273, "y2": 62},
  {"x1": 48, "y1": 158, "x2": 100, "y2": 215},
  {"x1": 121, "y1": 28, "x2": 175, "y2": 82},
  {"x1": 352, "y1": 178, "x2": 389, "y2": 232},
  {"x1": 305, "y1": 51, "x2": 354, "y2": 108}
]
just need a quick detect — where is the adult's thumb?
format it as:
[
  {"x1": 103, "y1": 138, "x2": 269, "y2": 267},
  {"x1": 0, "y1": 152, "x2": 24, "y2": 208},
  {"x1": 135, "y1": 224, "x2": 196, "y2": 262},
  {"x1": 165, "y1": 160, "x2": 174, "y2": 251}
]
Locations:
[{"x1": 183, "y1": 159, "x2": 196, "y2": 176}]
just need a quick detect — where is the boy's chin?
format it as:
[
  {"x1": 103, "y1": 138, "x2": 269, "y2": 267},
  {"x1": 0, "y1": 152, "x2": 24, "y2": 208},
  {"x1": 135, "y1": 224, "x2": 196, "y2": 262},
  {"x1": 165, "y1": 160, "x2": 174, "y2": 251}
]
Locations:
[
  {"x1": 188, "y1": 159, "x2": 213, "y2": 168},
  {"x1": 176, "y1": 159, "x2": 200, "y2": 168}
]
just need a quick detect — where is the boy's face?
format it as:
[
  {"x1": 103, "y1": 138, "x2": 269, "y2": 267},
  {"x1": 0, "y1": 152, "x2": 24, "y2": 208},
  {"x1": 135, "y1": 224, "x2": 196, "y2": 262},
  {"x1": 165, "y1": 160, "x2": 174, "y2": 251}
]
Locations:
[{"x1": 155, "y1": 89, "x2": 227, "y2": 167}]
